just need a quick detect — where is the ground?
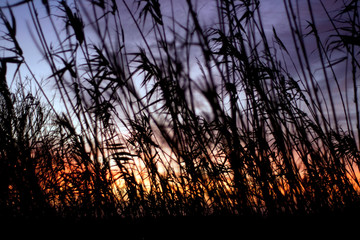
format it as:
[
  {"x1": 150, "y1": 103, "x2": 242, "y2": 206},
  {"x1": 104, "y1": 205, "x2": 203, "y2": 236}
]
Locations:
[{"x1": 0, "y1": 212, "x2": 358, "y2": 239}]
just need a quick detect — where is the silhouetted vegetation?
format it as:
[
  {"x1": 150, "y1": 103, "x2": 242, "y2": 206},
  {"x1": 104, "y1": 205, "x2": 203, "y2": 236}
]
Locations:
[{"x1": 0, "y1": 0, "x2": 360, "y2": 225}]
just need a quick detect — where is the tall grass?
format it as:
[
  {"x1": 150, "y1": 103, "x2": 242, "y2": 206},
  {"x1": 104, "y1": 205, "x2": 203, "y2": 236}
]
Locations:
[{"x1": 0, "y1": 0, "x2": 359, "y2": 220}]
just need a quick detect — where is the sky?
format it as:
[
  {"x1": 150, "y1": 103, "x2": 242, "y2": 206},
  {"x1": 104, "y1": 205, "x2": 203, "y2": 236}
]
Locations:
[
  {"x1": 0, "y1": 0, "x2": 291, "y2": 74},
  {"x1": 1, "y1": 0, "x2": 339, "y2": 72},
  {"x1": 0, "y1": 0, "x2": 353, "y2": 130}
]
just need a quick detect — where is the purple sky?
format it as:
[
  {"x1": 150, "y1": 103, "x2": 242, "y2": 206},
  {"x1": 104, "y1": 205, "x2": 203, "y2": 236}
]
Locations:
[
  {"x1": 0, "y1": 1, "x2": 333, "y2": 74},
  {"x1": 0, "y1": 1, "x2": 302, "y2": 71},
  {"x1": 0, "y1": 0, "x2": 354, "y2": 131},
  {"x1": 3, "y1": 0, "x2": 340, "y2": 71}
]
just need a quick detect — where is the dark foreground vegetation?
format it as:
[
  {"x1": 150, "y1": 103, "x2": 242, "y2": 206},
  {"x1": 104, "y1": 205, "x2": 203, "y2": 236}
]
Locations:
[{"x1": 0, "y1": 0, "x2": 360, "y2": 232}]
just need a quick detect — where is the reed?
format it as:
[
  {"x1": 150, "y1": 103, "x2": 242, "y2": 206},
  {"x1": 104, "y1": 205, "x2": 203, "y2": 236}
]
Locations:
[{"x1": 0, "y1": 0, "x2": 359, "y2": 222}]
